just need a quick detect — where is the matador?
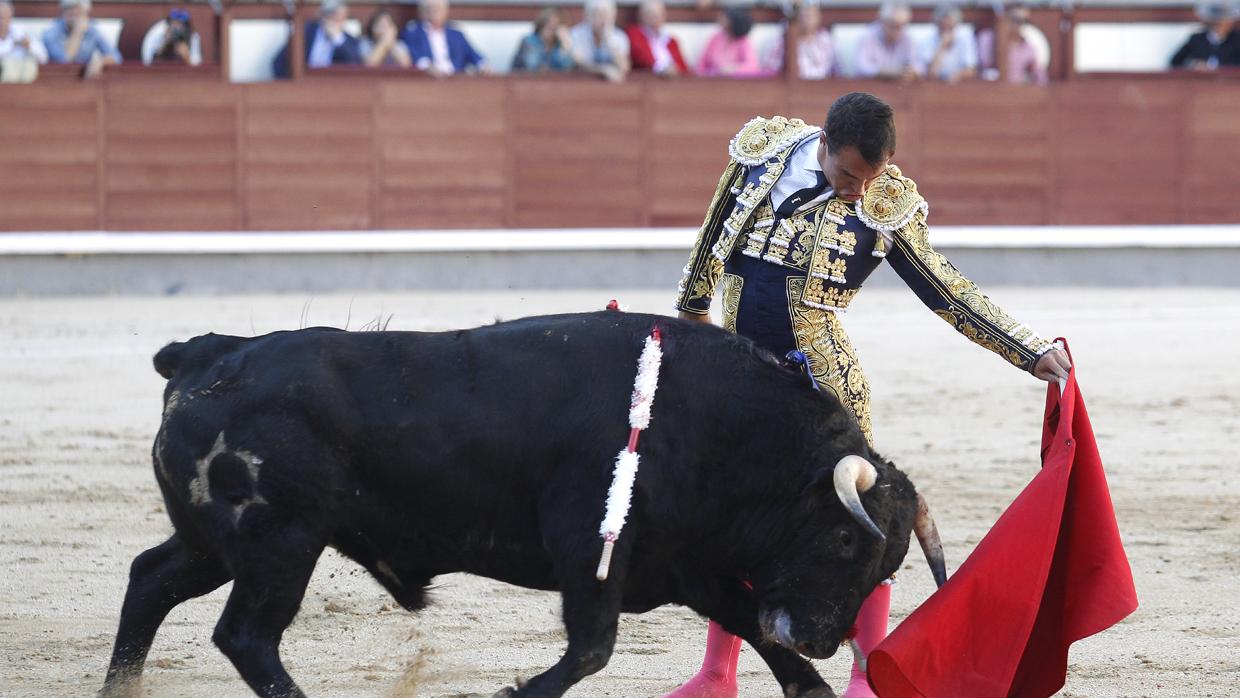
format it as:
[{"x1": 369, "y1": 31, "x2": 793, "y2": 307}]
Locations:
[{"x1": 666, "y1": 92, "x2": 1072, "y2": 698}]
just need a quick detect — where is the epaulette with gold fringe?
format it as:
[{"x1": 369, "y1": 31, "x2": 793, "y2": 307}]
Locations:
[
  {"x1": 728, "y1": 116, "x2": 821, "y2": 167},
  {"x1": 856, "y1": 164, "x2": 928, "y2": 234}
]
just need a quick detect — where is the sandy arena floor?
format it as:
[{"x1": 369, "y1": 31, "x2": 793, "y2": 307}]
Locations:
[{"x1": 0, "y1": 287, "x2": 1237, "y2": 697}]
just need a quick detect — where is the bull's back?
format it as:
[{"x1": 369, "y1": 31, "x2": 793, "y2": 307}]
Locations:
[{"x1": 156, "y1": 314, "x2": 715, "y2": 582}]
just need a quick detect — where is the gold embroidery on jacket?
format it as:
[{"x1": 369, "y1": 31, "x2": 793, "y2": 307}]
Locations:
[
  {"x1": 721, "y1": 273, "x2": 743, "y2": 334},
  {"x1": 788, "y1": 277, "x2": 874, "y2": 445},
  {"x1": 676, "y1": 161, "x2": 743, "y2": 313},
  {"x1": 895, "y1": 211, "x2": 1052, "y2": 369}
]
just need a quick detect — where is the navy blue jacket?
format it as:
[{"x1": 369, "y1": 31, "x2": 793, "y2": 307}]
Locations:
[
  {"x1": 401, "y1": 21, "x2": 484, "y2": 72},
  {"x1": 273, "y1": 21, "x2": 363, "y2": 78}
]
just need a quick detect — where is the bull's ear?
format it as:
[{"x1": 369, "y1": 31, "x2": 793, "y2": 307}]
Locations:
[{"x1": 804, "y1": 466, "x2": 833, "y2": 494}]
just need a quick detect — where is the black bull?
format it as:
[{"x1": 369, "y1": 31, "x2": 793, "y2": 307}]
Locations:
[{"x1": 101, "y1": 312, "x2": 945, "y2": 698}]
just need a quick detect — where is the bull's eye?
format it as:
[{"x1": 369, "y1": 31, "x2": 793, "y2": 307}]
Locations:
[{"x1": 838, "y1": 528, "x2": 855, "y2": 549}]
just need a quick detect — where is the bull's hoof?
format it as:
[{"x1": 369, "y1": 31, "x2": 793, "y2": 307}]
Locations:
[
  {"x1": 98, "y1": 680, "x2": 143, "y2": 698},
  {"x1": 491, "y1": 677, "x2": 526, "y2": 698},
  {"x1": 784, "y1": 683, "x2": 835, "y2": 698}
]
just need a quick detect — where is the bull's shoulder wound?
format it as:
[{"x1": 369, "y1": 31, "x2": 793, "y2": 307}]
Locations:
[{"x1": 728, "y1": 116, "x2": 821, "y2": 167}]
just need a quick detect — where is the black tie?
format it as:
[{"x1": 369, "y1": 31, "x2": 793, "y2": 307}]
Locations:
[{"x1": 775, "y1": 171, "x2": 829, "y2": 220}]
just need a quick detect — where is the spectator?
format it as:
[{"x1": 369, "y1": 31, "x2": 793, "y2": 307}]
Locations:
[
  {"x1": 855, "y1": 1, "x2": 922, "y2": 80},
  {"x1": 272, "y1": 0, "x2": 361, "y2": 77},
  {"x1": 763, "y1": 0, "x2": 837, "y2": 79},
  {"x1": 42, "y1": 0, "x2": 122, "y2": 77},
  {"x1": 569, "y1": 0, "x2": 630, "y2": 82},
  {"x1": 1170, "y1": 2, "x2": 1238, "y2": 70},
  {"x1": 306, "y1": 0, "x2": 362, "y2": 69},
  {"x1": 697, "y1": 6, "x2": 763, "y2": 77},
  {"x1": 920, "y1": 3, "x2": 976, "y2": 82},
  {"x1": 403, "y1": 0, "x2": 487, "y2": 77},
  {"x1": 977, "y1": 3, "x2": 1047, "y2": 85},
  {"x1": 627, "y1": 0, "x2": 689, "y2": 76},
  {"x1": 146, "y1": 8, "x2": 202, "y2": 66},
  {"x1": 0, "y1": 0, "x2": 48, "y2": 65},
  {"x1": 513, "y1": 7, "x2": 574, "y2": 73},
  {"x1": 362, "y1": 8, "x2": 412, "y2": 67}
]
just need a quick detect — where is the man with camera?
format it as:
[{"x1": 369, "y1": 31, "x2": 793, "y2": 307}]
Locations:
[{"x1": 148, "y1": 7, "x2": 201, "y2": 66}]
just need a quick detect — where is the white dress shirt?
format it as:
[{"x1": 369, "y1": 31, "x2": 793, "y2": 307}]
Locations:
[
  {"x1": 0, "y1": 25, "x2": 48, "y2": 63},
  {"x1": 768, "y1": 134, "x2": 894, "y2": 247},
  {"x1": 644, "y1": 27, "x2": 673, "y2": 74},
  {"x1": 770, "y1": 135, "x2": 833, "y2": 216},
  {"x1": 424, "y1": 25, "x2": 454, "y2": 74}
]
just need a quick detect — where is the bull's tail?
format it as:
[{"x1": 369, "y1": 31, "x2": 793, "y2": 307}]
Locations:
[{"x1": 153, "y1": 333, "x2": 246, "y2": 380}]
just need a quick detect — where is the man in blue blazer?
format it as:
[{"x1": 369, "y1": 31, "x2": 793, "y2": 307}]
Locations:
[
  {"x1": 272, "y1": 0, "x2": 361, "y2": 77},
  {"x1": 402, "y1": 0, "x2": 487, "y2": 76}
]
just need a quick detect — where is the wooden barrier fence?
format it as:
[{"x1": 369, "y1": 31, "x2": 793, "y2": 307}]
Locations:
[{"x1": 2, "y1": 75, "x2": 1238, "y2": 231}]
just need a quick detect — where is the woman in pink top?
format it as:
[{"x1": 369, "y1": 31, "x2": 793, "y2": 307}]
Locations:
[{"x1": 697, "y1": 6, "x2": 763, "y2": 76}]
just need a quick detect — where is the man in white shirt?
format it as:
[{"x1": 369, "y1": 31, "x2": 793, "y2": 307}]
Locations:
[
  {"x1": 919, "y1": 3, "x2": 978, "y2": 82},
  {"x1": 0, "y1": 0, "x2": 48, "y2": 65},
  {"x1": 570, "y1": 0, "x2": 630, "y2": 82}
]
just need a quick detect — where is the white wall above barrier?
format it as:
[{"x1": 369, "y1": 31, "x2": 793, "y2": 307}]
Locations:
[{"x1": 1074, "y1": 22, "x2": 1198, "y2": 72}]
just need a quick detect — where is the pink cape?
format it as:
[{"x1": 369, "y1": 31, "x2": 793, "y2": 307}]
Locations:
[{"x1": 867, "y1": 342, "x2": 1138, "y2": 697}]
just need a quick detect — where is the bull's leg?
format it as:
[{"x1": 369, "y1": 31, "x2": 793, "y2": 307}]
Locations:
[
  {"x1": 499, "y1": 498, "x2": 628, "y2": 697},
  {"x1": 211, "y1": 525, "x2": 324, "y2": 698},
  {"x1": 502, "y1": 560, "x2": 624, "y2": 698},
  {"x1": 694, "y1": 585, "x2": 833, "y2": 698},
  {"x1": 100, "y1": 534, "x2": 232, "y2": 698}
]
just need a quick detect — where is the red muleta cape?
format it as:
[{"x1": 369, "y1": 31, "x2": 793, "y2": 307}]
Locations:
[{"x1": 867, "y1": 341, "x2": 1138, "y2": 697}]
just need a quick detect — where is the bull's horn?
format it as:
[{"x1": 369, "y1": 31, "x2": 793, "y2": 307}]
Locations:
[
  {"x1": 914, "y1": 493, "x2": 948, "y2": 588},
  {"x1": 833, "y1": 455, "x2": 884, "y2": 540}
]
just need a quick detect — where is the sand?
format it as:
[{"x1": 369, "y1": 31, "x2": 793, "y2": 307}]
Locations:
[{"x1": 1, "y1": 287, "x2": 1237, "y2": 697}]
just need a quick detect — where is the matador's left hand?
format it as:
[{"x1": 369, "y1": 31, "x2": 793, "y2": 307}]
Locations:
[{"x1": 1033, "y1": 348, "x2": 1072, "y2": 383}]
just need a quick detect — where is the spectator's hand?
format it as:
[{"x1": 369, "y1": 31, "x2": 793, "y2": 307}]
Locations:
[
  {"x1": 1033, "y1": 348, "x2": 1072, "y2": 383},
  {"x1": 377, "y1": 22, "x2": 398, "y2": 45},
  {"x1": 84, "y1": 51, "x2": 104, "y2": 78},
  {"x1": 18, "y1": 35, "x2": 31, "y2": 50},
  {"x1": 902, "y1": 66, "x2": 919, "y2": 81}
]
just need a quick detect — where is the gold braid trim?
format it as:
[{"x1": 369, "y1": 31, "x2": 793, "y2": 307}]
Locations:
[
  {"x1": 721, "y1": 273, "x2": 743, "y2": 334},
  {"x1": 856, "y1": 165, "x2": 928, "y2": 259},
  {"x1": 676, "y1": 161, "x2": 743, "y2": 314},
  {"x1": 893, "y1": 211, "x2": 1053, "y2": 372},
  {"x1": 788, "y1": 277, "x2": 874, "y2": 445},
  {"x1": 728, "y1": 116, "x2": 821, "y2": 167}
]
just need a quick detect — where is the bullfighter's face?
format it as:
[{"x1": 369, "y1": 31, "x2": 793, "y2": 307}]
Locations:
[
  {"x1": 819, "y1": 138, "x2": 890, "y2": 204},
  {"x1": 753, "y1": 463, "x2": 919, "y2": 659}
]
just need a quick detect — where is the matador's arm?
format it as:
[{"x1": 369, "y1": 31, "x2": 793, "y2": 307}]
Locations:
[
  {"x1": 674, "y1": 160, "x2": 745, "y2": 315},
  {"x1": 863, "y1": 167, "x2": 1053, "y2": 373}
]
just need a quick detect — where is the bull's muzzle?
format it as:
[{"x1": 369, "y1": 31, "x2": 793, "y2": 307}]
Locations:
[{"x1": 759, "y1": 607, "x2": 837, "y2": 660}]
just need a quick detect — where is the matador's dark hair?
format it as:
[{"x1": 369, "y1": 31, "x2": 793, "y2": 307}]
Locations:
[{"x1": 823, "y1": 92, "x2": 897, "y2": 167}]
